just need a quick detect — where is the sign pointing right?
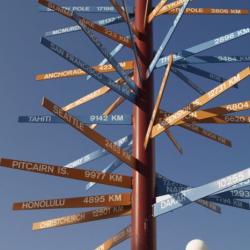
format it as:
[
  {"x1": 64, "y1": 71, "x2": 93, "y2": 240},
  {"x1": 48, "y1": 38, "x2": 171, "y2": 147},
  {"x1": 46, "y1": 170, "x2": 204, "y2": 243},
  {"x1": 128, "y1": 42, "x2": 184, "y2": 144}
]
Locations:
[
  {"x1": 151, "y1": 67, "x2": 250, "y2": 138},
  {"x1": 154, "y1": 167, "x2": 250, "y2": 217}
]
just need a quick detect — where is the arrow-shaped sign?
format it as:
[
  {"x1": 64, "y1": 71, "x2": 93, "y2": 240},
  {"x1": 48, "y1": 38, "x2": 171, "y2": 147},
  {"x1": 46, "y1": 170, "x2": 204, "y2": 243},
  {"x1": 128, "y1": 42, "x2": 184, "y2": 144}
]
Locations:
[
  {"x1": 32, "y1": 206, "x2": 131, "y2": 230},
  {"x1": 95, "y1": 225, "x2": 131, "y2": 250},
  {"x1": 156, "y1": 28, "x2": 250, "y2": 69},
  {"x1": 13, "y1": 193, "x2": 131, "y2": 210},
  {"x1": 42, "y1": 98, "x2": 138, "y2": 170},
  {"x1": 0, "y1": 158, "x2": 132, "y2": 189},
  {"x1": 41, "y1": 38, "x2": 136, "y2": 104},
  {"x1": 151, "y1": 67, "x2": 250, "y2": 138},
  {"x1": 147, "y1": 0, "x2": 191, "y2": 78},
  {"x1": 154, "y1": 167, "x2": 250, "y2": 217},
  {"x1": 38, "y1": 0, "x2": 132, "y2": 47}
]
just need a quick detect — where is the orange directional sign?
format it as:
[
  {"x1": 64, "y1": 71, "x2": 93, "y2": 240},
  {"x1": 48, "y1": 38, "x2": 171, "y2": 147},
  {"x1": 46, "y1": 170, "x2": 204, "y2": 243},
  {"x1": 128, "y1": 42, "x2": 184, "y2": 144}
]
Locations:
[
  {"x1": 42, "y1": 98, "x2": 138, "y2": 170},
  {"x1": 151, "y1": 67, "x2": 250, "y2": 138},
  {"x1": 110, "y1": 0, "x2": 139, "y2": 36},
  {"x1": 62, "y1": 73, "x2": 134, "y2": 112},
  {"x1": 166, "y1": 8, "x2": 249, "y2": 15},
  {"x1": 157, "y1": 110, "x2": 232, "y2": 147},
  {"x1": 148, "y1": 0, "x2": 169, "y2": 23},
  {"x1": 38, "y1": 0, "x2": 132, "y2": 48},
  {"x1": 95, "y1": 225, "x2": 131, "y2": 250},
  {"x1": 90, "y1": 97, "x2": 125, "y2": 129},
  {"x1": 32, "y1": 206, "x2": 131, "y2": 230},
  {"x1": 13, "y1": 193, "x2": 131, "y2": 210},
  {"x1": 165, "y1": 130, "x2": 183, "y2": 154},
  {"x1": 0, "y1": 158, "x2": 132, "y2": 188},
  {"x1": 144, "y1": 54, "x2": 173, "y2": 148},
  {"x1": 191, "y1": 100, "x2": 250, "y2": 120},
  {"x1": 36, "y1": 61, "x2": 134, "y2": 81},
  {"x1": 156, "y1": 0, "x2": 187, "y2": 17},
  {"x1": 196, "y1": 115, "x2": 250, "y2": 124}
]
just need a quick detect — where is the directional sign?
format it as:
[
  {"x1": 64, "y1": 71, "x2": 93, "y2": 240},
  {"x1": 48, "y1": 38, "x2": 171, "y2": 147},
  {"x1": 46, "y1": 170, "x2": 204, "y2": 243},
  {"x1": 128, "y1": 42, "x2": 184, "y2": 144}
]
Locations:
[
  {"x1": 42, "y1": 98, "x2": 138, "y2": 170},
  {"x1": 65, "y1": 135, "x2": 132, "y2": 168},
  {"x1": 165, "y1": 129, "x2": 183, "y2": 154},
  {"x1": 36, "y1": 60, "x2": 134, "y2": 81},
  {"x1": 110, "y1": 0, "x2": 139, "y2": 36},
  {"x1": 219, "y1": 189, "x2": 250, "y2": 199},
  {"x1": 41, "y1": 38, "x2": 136, "y2": 104},
  {"x1": 121, "y1": 0, "x2": 142, "y2": 81},
  {"x1": 193, "y1": 55, "x2": 250, "y2": 64},
  {"x1": 154, "y1": 168, "x2": 250, "y2": 217},
  {"x1": 215, "y1": 179, "x2": 250, "y2": 196},
  {"x1": 151, "y1": 67, "x2": 250, "y2": 138},
  {"x1": 196, "y1": 115, "x2": 250, "y2": 125},
  {"x1": 206, "y1": 197, "x2": 250, "y2": 210},
  {"x1": 156, "y1": 174, "x2": 221, "y2": 213},
  {"x1": 156, "y1": 0, "x2": 188, "y2": 17},
  {"x1": 144, "y1": 54, "x2": 173, "y2": 148},
  {"x1": 0, "y1": 158, "x2": 132, "y2": 189},
  {"x1": 157, "y1": 109, "x2": 232, "y2": 147},
  {"x1": 44, "y1": 15, "x2": 125, "y2": 37},
  {"x1": 38, "y1": 0, "x2": 132, "y2": 48},
  {"x1": 63, "y1": 73, "x2": 134, "y2": 112},
  {"x1": 90, "y1": 97, "x2": 125, "y2": 129},
  {"x1": 148, "y1": 0, "x2": 169, "y2": 23},
  {"x1": 13, "y1": 193, "x2": 131, "y2": 210},
  {"x1": 156, "y1": 28, "x2": 250, "y2": 69},
  {"x1": 32, "y1": 206, "x2": 131, "y2": 230},
  {"x1": 146, "y1": 0, "x2": 190, "y2": 78},
  {"x1": 87, "y1": 43, "x2": 124, "y2": 81},
  {"x1": 95, "y1": 225, "x2": 131, "y2": 250},
  {"x1": 171, "y1": 67, "x2": 206, "y2": 95},
  {"x1": 192, "y1": 100, "x2": 250, "y2": 119},
  {"x1": 173, "y1": 64, "x2": 226, "y2": 83},
  {"x1": 167, "y1": 8, "x2": 249, "y2": 15},
  {"x1": 18, "y1": 114, "x2": 132, "y2": 125},
  {"x1": 86, "y1": 146, "x2": 132, "y2": 190},
  {"x1": 39, "y1": 5, "x2": 134, "y2": 14},
  {"x1": 73, "y1": 12, "x2": 137, "y2": 93},
  {"x1": 156, "y1": 175, "x2": 249, "y2": 211}
]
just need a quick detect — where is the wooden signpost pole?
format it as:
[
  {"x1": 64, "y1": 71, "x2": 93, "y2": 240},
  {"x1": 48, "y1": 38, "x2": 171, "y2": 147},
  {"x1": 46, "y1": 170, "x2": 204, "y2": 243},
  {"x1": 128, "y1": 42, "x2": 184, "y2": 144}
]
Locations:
[{"x1": 132, "y1": 1, "x2": 156, "y2": 250}]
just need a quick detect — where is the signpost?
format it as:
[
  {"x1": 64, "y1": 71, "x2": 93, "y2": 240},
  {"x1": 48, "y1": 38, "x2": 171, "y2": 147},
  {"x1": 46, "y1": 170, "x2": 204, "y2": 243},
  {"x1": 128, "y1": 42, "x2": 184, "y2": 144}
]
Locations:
[{"x1": 0, "y1": 1, "x2": 249, "y2": 250}]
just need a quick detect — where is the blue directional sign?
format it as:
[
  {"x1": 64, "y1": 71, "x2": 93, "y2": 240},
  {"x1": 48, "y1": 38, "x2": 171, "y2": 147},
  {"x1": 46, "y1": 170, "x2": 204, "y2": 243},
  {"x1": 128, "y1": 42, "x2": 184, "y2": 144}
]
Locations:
[
  {"x1": 193, "y1": 55, "x2": 250, "y2": 64},
  {"x1": 154, "y1": 168, "x2": 250, "y2": 217},
  {"x1": 41, "y1": 37, "x2": 137, "y2": 104},
  {"x1": 18, "y1": 114, "x2": 132, "y2": 125},
  {"x1": 215, "y1": 179, "x2": 250, "y2": 196},
  {"x1": 218, "y1": 189, "x2": 250, "y2": 199},
  {"x1": 156, "y1": 28, "x2": 250, "y2": 68},
  {"x1": 45, "y1": 15, "x2": 125, "y2": 37},
  {"x1": 39, "y1": 5, "x2": 134, "y2": 14},
  {"x1": 206, "y1": 197, "x2": 250, "y2": 210},
  {"x1": 156, "y1": 174, "x2": 221, "y2": 213},
  {"x1": 173, "y1": 63, "x2": 226, "y2": 83},
  {"x1": 65, "y1": 135, "x2": 132, "y2": 169},
  {"x1": 72, "y1": 12, "x2": 138, "y2": 93},
  {"x1": 146, "y1": 0, "x2": 191, "y2": 78},
  {"x1": 171, "y1": 67, "x2": 206, "y2": 95}
]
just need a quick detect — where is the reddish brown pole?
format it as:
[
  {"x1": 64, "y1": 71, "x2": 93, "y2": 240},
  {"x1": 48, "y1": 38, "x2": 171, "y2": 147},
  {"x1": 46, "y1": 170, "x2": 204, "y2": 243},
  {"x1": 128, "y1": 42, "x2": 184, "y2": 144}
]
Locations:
[{"x1": 132, "y1": 0, "x2": 156, "y2": 250}]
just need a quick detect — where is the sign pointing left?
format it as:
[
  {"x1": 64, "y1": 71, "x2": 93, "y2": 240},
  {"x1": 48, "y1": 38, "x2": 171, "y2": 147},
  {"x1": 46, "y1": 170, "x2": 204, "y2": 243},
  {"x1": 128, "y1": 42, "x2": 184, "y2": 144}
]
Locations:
[
  {"x1": 42, "y1": 98, "x2": 138, "y2": 170},
  {"x1": 32, "y1": 206, "x2": 131, "y2": 230},
  {"x1": 13, "y1": 193, "x2": 131, "y2": 210},
  {"x1": 0, "y1": 158, "x2": 132, "y2": 189},
  {"x1": 41, "y1": 37, "x2": 136, "y2": 104}
]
